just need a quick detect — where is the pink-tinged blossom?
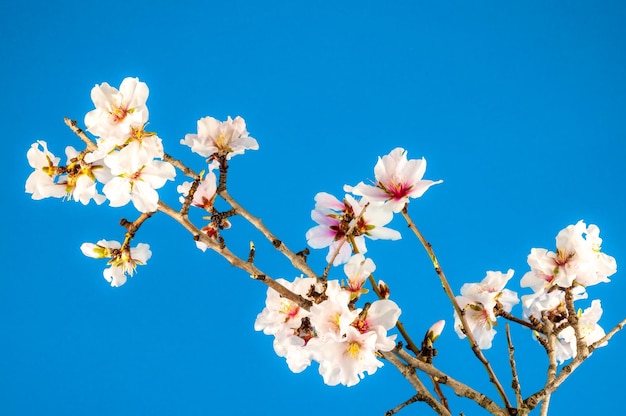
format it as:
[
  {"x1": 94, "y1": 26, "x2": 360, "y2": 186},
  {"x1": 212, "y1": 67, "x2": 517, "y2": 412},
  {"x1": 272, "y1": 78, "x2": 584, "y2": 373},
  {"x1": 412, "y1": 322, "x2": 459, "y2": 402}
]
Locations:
[
  {"x1": 343, "y1": 254, "x2": 376, "y2": 299},
  {"x1": 454, "y1": 298, "x2": 496, "y2": 350},
  {"x1": 255, "y1": 277, "x2": 400, "y2": 386},
  {"x1": 305, "y1": 192, "x2": 401, "y2": 266},
  {"x1": 84, "y1": 77, "x2": 149, "y2": 139},
  {"x1": 80, "y1": 239, "x2": 151, "y2": 287},
  {"x1": 521, "y1": 221, "x2": 617, "y2": 292},
  {"x1": 309, "y1": 281, "x2": 360, "y2": 341},
  {"x1": 453, "y1": 270, "x2": 519, "y2": 350},
  {"x1": 344, "y1": 147, "x2": 443, "y2": 213},
  {"x1": 350, "y1": 299, "x2": 401, "y2": 351},
  {"x1": 181, "y1": 115, "x2": 258, "y2": 159},
  {"x1": 177, "y1": 165, "x2": 218, "y2": 210},
  {"x1": 177, "y1": 164, "x2": 226, "y2": 252},
  {"x1": 308, "y1": 282, "x2": 399, "y2": 385},
  {"x1": 460, "y1": 270, "x2": 519, "y2": 315},
  {"x1": 255, "y1": 276, "x2": 322, "y2": 373},
  {"x1": 254, "y1": 277, "x2": 316, "y2": 337}
]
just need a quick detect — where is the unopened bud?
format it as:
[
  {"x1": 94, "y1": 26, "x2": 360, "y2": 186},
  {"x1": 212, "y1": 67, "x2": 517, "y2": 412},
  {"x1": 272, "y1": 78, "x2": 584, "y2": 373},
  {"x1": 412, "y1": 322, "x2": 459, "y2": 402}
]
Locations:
[
  {"x1": 378, "y1": 280, "x2": 390, "y2": 299},
  {"x1": 426, "y1": 320, "x2": 446, "y2": 344}
]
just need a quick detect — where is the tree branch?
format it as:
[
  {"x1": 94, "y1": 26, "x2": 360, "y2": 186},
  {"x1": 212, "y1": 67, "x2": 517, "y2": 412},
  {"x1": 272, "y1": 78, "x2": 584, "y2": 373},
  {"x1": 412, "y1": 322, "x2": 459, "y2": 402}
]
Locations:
[
  {"x1": 393, "y1": 348, "x2": 509, "y2": 416},
  {"x1": 401, "y1": 207, "x2": 513, "y2": 412},
  {"x1": 383, "y1": 350, "x2": 451, "y2": 416},
  {"x1": 219, "y1": 189, "x2": 321, "y2": 282},
  {"x1": 157, "y1": 200, "x2": 313, "y2": 311}
]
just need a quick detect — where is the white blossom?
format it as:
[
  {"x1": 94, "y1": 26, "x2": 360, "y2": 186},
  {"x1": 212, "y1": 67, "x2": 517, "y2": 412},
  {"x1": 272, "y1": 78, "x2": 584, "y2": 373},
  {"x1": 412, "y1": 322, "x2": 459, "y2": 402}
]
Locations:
[
  {"x1": 84, "y1": 77, "x2": 149, "y2": 139},
  {"x1": 345, "y1": 147, "x2": 442, "y2": 213},
  {"x1": 181, "y1": 115, "x2": 258, "y2": 159},
  {"x1": 453, "y1": 270, "x2": 519, "y2": 349},
  {"x1": 80, "y1": 240, "x2": 152, "y2": 287},
  {"x1": 521, "y1": 221, "x2": 616, "y2": 292}
]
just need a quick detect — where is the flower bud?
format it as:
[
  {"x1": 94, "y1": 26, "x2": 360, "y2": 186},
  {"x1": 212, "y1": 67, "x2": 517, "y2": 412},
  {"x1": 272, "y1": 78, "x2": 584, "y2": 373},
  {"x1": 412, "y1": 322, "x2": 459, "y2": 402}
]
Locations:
[
  {"x1": 378, "y1": 280, "x2": 390, "y2": 299},
  {"x1": 425, "y1": 320, "x2": 446, "y2": 345}
]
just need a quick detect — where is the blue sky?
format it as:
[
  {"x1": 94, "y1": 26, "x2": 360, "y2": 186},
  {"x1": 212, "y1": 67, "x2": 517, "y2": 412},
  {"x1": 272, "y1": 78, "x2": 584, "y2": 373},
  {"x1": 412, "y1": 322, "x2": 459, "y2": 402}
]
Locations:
[{"x1": 2, "y1": 1, "x2": 626, "y2": 415}]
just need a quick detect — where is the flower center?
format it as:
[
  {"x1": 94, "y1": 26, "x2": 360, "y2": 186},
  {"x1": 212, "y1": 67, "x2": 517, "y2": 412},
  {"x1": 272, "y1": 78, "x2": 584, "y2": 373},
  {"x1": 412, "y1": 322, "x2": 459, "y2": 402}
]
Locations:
[
  {"x1": 280, "y1": 300, "x2": 300, "y2": 322},
  {"x1": 110, "y1": 104, "x2": 130, "y2": 123},
  {"x1": 351, "y1": 318, "x2": 369, "y2": 334},
  {"x1": 345, "y1": 341, "x2": 362, "y2": 359}
]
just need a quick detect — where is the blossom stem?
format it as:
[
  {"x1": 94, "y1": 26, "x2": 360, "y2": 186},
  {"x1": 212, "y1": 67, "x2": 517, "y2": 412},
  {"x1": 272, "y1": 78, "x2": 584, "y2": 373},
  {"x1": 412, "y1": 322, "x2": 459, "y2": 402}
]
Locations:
[
  {"x1": 540, "y1": 320, "x2": 557, "y2": 416},
  {"x1": 590, "y1": 316, "x2": 626, "y2": 352},
  {"x1": 120, "y1": 212, "x2": 153, "y2": 249},
  {"x1": 180, "y1": 175, "x2": 203, "y2": 217},
  {"x1": 163, "y1": 153, "x2": 198, "y2": 179},
  {"x1": 505, "y1": 324, "x2": 523, "y2": 409},
  {"x1": 401, "y1": 206, "x2": 513, "y2": 411},
  {"x1": 163, "y1": 147, "x2": 321, "y2": 304},
  {"x1": 323, "y1": 238, "x2": 348, "y2": 279},
  {"x1": 216, "y1": 154, "x2": 228, "y2": 193},
  {"x1": 498, "y1": 309, "x2": 544, "y2": 333},
  {"x1": 563, "y1": 288, "x2": 589, "y2": 359}
]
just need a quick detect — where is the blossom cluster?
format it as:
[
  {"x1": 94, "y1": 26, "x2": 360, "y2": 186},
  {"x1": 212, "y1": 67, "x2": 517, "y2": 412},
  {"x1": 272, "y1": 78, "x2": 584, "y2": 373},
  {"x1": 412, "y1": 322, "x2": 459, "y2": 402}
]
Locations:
[
  {"x1": 26, "y1": 77, "x2": 176, "y2": 213},
  {"x1": 254, "y1": 254, "x2": 401, "y2": 386},
  {"x1": 305, "y1": 147, "x2": 443, "y2": 265},
  {"x1": 520, "y1": 220, "x2": 616, "y2": 362},
  {"x1": 453, "y1": 270, "x2": 520, "y2": 349},
  {"x1": 25, "y1": 77, "x2": 258, "y2": 286},
  {"x1": 80, "y1": 240, "x2": 152, "y2": 287},
  {"x1": 300, "y1": 139, "x2": 618, "y2": 365},
  {"x1": 26, "y1": 77, "x2": 620, "y2": 400},
  {"x1": 278, "y1": 147, "x2": 439, "y2": 385},
  {"x1": 450, "y1": 221, "x2": 616, "y2": 361}
]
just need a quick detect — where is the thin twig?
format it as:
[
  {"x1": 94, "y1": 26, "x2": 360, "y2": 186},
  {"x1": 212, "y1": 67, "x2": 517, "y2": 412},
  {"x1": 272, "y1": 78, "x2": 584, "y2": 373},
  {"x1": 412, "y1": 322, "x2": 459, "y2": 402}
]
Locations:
[
  {"x1": 564, "y1": 288, "x2": 588, "y2": 360},
  {"x1": 64, "y1": 117, "x2": 97, "y2": 152},
  {"x1": 506, "y1": 324, "x2": 523, "y2": 409},
  {"x1": 323, "y1": 237, "x2": 349, "y2": 279},
  {"x1": 157, "y1": 200, "x2": 313, "y2": 311},
  {"x1": 180, "y1": 175, "x2": 202, "y2": 217},
  {"x1": 385, "y1": 394, "x2": 421, "y2": 415},
  {"x1": 219, "y1": 189, "x2": 321, "y2": 282},
  {"x1": 499, "y1": 310, "x2": 545, "y2": 333},
  {"x1": 590, "y1": 317, "x2": 626, "y2": 352},
  {"x1": 383, "y1": 350, "x2": 451, "y2": 416},
  {"x1": 523, "y1": 317, "x2": 626, "y2": 410},
  {"x1": 401, "y1": 207, "x2": 513, "y2": 411},
  {"x1": 392, "y1": 348, "x2": 509, "y2": 416},
  {"x1": 163, "y1": 153, "x2": 199, "y2": 179},
  {"x1": 539, "y1": 320, "x2": 557, "y2": 416}
]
